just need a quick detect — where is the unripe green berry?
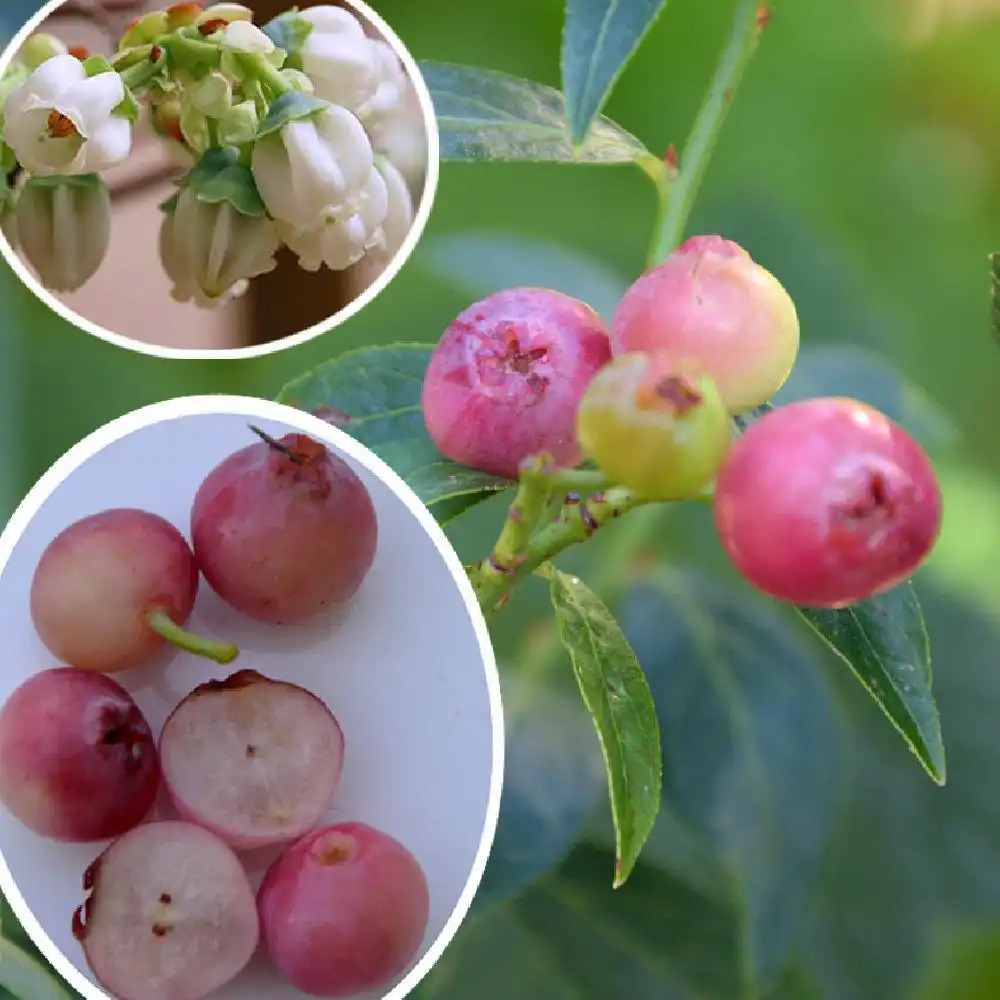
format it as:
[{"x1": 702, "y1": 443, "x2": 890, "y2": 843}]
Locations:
[{"x1": 576, "y1": 351, "x2": 732, "y2": 500}]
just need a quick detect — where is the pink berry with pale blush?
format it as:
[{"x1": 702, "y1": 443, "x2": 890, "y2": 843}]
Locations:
[
  {"x1": 191, "y1": 430, "x2": 378, "y2": 625},
  {"x1": 421, "y1": 287, "x2": 612, "y2": 478},
  {"x1": 610, "y1": 235, "x2": 800, "y2": 414},
  {"x1": 0, "y1": 668, "x2": 158, "y2": 842},
  {"x1": 714, "y1": 397, "x2": 943, "y2": 607},
  {"x1": 159, "y1": 669, "x2": 345, "y2": 849},
  {"x1": 258, "y1": 822, "x2": 430, "y2": 997},
  {"x1": 30, "y1": 508, "x2": 236, "y2": 673},
  {"x1": 73, "y1": 821, "x2": 259, "y2": 1000}
]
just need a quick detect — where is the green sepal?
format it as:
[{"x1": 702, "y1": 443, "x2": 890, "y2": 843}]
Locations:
[
  {"x1": 175, "y1": 146, "x2": 266, "y2": 217},
  {"x1": 23, "y1": 173, "x2": 105, "y2": 192},
  {"x1": 256, "y1": 90, "x2": 328, "y2": 138},
  {"x1": 112, "y1": 89, "x2": 141, "y2": 125},
  {"x1": 82, "y1": 55, "x2": 115, "y2": 78}
]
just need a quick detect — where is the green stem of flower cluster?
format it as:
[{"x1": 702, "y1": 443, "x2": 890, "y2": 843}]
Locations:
[
  {"x1": 241, "y1": 54, "x2": 292, "y2": 98},
  {"x1": 646, "y1": 0, "x2": 769, "y2": 267}
]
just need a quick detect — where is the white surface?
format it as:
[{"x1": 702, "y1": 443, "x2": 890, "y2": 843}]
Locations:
[{"x1": 0, "y1": 399, "x2": 503, "y2": 1000}]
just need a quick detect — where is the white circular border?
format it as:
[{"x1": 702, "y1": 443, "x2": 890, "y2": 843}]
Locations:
[
  {"x1": 0, "y1": 395, "x2": 504, "y2": 1000},
  {"x1": 0, "y1": 0, "x2": 441, "y2": 361}
]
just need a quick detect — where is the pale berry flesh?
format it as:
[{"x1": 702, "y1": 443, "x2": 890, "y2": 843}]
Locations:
[
  {"x1": 577, "y1": 351, "x2": 732, "y2": 500},
  {"x1": 0, "y1": 668, "x2": 158, "y2": 842},
  {"x1": 159, "y1": 669, "x2": 345, "y2": 849},
  {"x1": 191, "y1": 431, "x2": 378, "y2": 624},
  {"x1": 422, "y1": 287, "x2": 612, "y2": 477},
  {"x1": 611, "y1": 235, "x2": 800, "y2": 414},
  {"x1": 258, "y1": 821, "x2": 430, "y2": 997},
  {"x1": 73, "y1": 821, "x2": 259, "y2": 1000},
  {"x1": 714, "y1": 397, "x2": 943, "y2": 607},
  {"x1": 30, "y1": 509, "x2": 199, "y2": 673}
]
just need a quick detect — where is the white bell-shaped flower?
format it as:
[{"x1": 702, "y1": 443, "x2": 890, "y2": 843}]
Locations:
[
  {"x1": 358, "y1": 41, "x2": 409, "y2": 126},
  {"x1": 278, "y1": 166, "x2": 388, "y2": 272},
  {"x1": 359, "y1": 47, "x2": 428, "y2": 187},
  {"x1": 251, "y1": 103, "x2": 374, "y2": 231},
  {"x1": 298, "y1": 6, "x2": 379, "y2": 111},
  {"x1": 376, "y1": 158, "x2": 415, "y2": 259},
  {"x1": 12, "y1": 176, "x2": 111, "y2": 293},
  {"x1": 3, "y1": 55, "x2": 131, "y2": 176},
  {"x1": 159, "y1": 187, "x2": 281, "y2": 308}
]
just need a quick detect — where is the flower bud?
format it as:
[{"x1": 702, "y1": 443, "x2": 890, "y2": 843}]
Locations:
[
  {"x1": 297, "y1": 6, "x2": 378, "y2": 111},
  {"x1": 190, "y1": 71, "x2": 232, "y2": 118},
  {"x1": 281, "y1": 69, "x2": 315, "y2": 94},
  {"x1": 12, "y1": 176, "x2": 111, "y2": 293},
  {"x1": 150, "y1": 95, "x2": 185, "y2": 144},
  {"x1": 179, "y1": 97, "x2": 211, "y2": 155},
  {"x1": 120, "y1": 11, "x2": 170, "y2": 48},
  {"x1": 251, "y1": 103, "x2": 374, "y2": 230},
  {"x1": 221, "y1": 21, "x2": 278, "y2": 57},
  {"x1": 166, "y1": 4, "x2": 203, "y2": 30},
  {"x1": 197, "y1": 4, "x2": 254, "y2": 26},
  {"x1": 0, "y1": 63, "x2": 30, "y2": 124},
  {"x1": 217, "y1": 99, "x2": 258, "y2": 145},
  {"x1": 358, "y1": 41, "x2": 408, "y2": 125},
  {"x1": 3, "y1": 55, "x2": 132, "y2": 176},
  {"x1": 18, "y1": 34, "x2": 68, "y2": 72},
  {"x1": 159, "y1": 187, "x2": 281, "y2": 308},
  {"x1": 376, "y1": 158, "x2": 415, "y2": 259},
  {"x1": 278, "y1": 167, "x2": 388, "y2": 272}
]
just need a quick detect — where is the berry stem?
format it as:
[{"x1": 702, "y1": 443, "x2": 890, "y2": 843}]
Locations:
[
  {"x1": 646, "y1": 0, "x2": 768, "y2": 268},
  {"x1": 248, "y1": 424, "x2": 303, "y2": 463},
  {"x1": 490, "y1": 455, "x2": 554, "y2": 577},
  {"x1": 471, "y1": 486, "x2": 650, "y2": 613},
  {"x1": 147, "y1": 611, "x2": 239, "y2": 665}
]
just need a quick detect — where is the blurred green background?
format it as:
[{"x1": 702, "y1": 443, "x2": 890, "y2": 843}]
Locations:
[{"x1": 3, "y1": 1, "x2": 1000, "y2": 998}]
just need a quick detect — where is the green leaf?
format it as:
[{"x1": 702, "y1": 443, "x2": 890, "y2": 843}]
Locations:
[
  {"x1": 775, "y1": 342, "x2": 957, "y2": 446},
  {"x1": 276, "y1": 345, "x2": 509, "y2": 523},
  {"x1": 261, "y1": 11, "x2": 315, "y2": 54},
  {"x1": 419, "y1": 61, "x2": 657, "y2": 169},
  {"x1": 0, "y1": 938, "x2": 71, "y2": 1000},
  {"x1": 620, "y1": 570, "x2": 844, "y2": 990},
  {"x1": 422, "y1": 231, "x2": 629, "y2": 321},
  {"x1": 797, "y1": 586, "x2": 1000, "y2": 998},
  {"x1": 548, "y1": 570, "x2": 661, "y2": 888},
  {"x1": 797, "y1": 583, "x2": 946, "y2": 783},
  {"x1": 472, "y1": 670, "x2": 605, "y2": 912},
  {"x1": 256, "y1": 90, "x2": 328, "y2": 139},
  {"x1": 420, "y1": 844, "x2": 743, "y2": 1000},
  {"x1": 180, "y1": 148, "x2": 266, "y2": 217},
  {"x1": 562, "y1": 0, "x2": 668, "y2": 145},
  {"x1": 913, "y1": 925, "x2": 1000, "y2": 1000},
  {"x1": 0, "y1": 895, "x2": 45, "y2": 968},
  {"x1": 765, "y1": 964, "x2": 824, "y2": 1000}
]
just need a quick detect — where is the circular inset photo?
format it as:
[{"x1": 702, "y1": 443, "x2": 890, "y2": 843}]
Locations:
[
  {"x1": 0, "y1": 1, "x2": 437, "y2": 357},
  {"x1": 0, "y1": 397, "x2": 501, "y2": 1000}
]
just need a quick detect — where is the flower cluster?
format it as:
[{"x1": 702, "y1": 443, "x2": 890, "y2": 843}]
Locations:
[{"x1": 0, "y1": 3, "x2": 425, "y2": 306}]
